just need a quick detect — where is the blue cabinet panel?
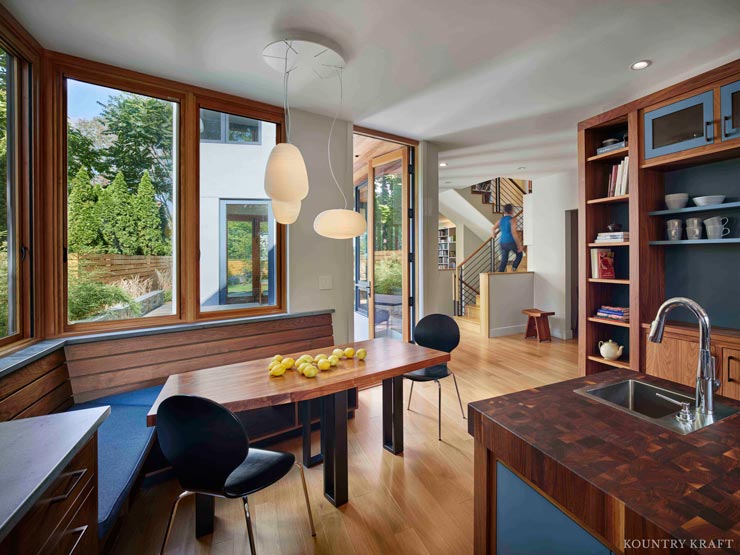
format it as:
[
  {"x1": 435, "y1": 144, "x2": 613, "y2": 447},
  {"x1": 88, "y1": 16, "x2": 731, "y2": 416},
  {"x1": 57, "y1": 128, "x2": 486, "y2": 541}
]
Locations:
[
  {"x1": 721, "y1": 80, "x2": 740, "y2": 141},
  {"x1": 644, "y1": 91, "x2": 714, "y2": 159},
  {"x1": 496, "y1": 462, "x2": 610, "y2": 555}
]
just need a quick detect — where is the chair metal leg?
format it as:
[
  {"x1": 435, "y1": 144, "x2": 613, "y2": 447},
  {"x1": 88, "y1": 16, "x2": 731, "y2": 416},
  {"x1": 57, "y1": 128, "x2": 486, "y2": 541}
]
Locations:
[
  {"x1": 436, "y1": 380, "x2": 442, "y2": 441},
  {"x1": 243, "y1": 496, "x2": 257, "y2": 555},
  {"x1": 294, "y1": 463, "x2": 316, "y2": 536},
  {"x1": 160, "y1": 491, "x2": 193, "y2": 555},
  {"x1": 407, "y1": 380, "x2": 414, "y2": 411},
  {"x1": 452, "y1": 373, "x2": 466, "y2": 419}
]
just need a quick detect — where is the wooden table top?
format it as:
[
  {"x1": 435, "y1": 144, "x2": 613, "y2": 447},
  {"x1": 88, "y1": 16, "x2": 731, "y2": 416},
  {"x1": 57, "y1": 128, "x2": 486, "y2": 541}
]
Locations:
[{"x1": 147, "y1": 338, "x2": 449, "y2": 426}]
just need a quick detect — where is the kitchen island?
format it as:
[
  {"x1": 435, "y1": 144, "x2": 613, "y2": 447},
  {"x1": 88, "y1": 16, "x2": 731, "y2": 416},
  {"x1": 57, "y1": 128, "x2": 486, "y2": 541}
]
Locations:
[{"x1": 469, "y1": 369, "x2": 740, "y2": 554}]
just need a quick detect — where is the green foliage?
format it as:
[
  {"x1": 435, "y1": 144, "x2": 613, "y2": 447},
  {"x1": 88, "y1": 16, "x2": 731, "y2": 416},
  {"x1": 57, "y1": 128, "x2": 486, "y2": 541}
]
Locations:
[
  {"x1": 374, "y1": 255, "x2": 402, "y2": 295},
  {"x1": 0, "y1": 235, "x2": 8, "y2": 337},
  {"x1": 134, "y1": 171, "x2": 167, "y2": 255},
  {"x1": 68, "y1": 167, "x2": 103, "y2": 253},
  {"x1": 0, "y1": 50, "x2": 8, "y2": 243},
  {"x1": 67, "y1": 271, "x2": 138, "y2": 322},
  {"x1": 98, "y1": 171, "x2": 139, "y2": 255},
  {"x1": 67, "y1": 126, "x2": 105, "y2": 184}
]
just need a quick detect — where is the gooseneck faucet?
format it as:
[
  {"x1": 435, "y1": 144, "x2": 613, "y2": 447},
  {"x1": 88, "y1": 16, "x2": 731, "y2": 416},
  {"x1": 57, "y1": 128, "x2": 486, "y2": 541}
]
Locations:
[{"x1": 648, "y1": 297, "x2": 717, "y2": 415}]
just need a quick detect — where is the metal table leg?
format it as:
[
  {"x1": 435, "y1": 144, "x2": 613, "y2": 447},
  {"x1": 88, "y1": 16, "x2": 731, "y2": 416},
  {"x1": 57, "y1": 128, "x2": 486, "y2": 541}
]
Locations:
[
  {"x1": 299, "y1": 400, "x2": 324, "y2": 468},
  {"x1": 382, "y1": 375, "x2": 404, "y2": 454},
  {"x1": 321, "y1": 390, "x2": 348, "y2": 506}
]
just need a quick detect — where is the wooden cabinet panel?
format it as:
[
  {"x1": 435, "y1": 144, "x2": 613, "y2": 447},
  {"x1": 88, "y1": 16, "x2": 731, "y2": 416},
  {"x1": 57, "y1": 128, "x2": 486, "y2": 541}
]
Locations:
[
  {"x1": 645, "y1": 335, "x2": 703, "y2": 389},
  {"x1": 721, "y1": 348, "x2": 740, "y2": 401}
]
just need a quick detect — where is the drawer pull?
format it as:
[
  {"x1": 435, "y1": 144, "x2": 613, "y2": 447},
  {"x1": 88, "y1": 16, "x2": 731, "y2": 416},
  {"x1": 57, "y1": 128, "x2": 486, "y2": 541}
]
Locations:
[
  {"x1": 44, "y1": 468, "x2": 86, "y2": 504},
  {"x1": 729, "y1": 356, "x2": 739, "y2": 383},
  {"x1": 705, "y1": 121, "x2": 714, "y2": 141},
  {"x1": 65, "y1": 525, "x2": 88, "y2": 555}
]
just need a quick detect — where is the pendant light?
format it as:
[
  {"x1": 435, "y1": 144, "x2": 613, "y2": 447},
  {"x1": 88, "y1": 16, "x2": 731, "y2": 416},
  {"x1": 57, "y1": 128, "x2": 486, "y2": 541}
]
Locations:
[
  {"x1": 313, "y1": 69, "x2": 367, "y2": 239},
  {"x1": 263, "y1": 41, "x2": 309, "y2": 223}
]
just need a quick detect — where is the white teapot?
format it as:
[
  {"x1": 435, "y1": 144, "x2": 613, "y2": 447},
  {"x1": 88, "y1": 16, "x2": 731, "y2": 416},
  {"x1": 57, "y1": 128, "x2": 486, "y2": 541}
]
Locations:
[{"x1": 598, "y1": 339, "x2": 624, "y2": 361}]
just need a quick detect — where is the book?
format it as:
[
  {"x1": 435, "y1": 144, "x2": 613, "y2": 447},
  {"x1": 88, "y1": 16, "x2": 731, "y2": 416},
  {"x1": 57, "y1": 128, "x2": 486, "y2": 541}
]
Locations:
[
  {"x1": 590, "y1": 248, "x2": 615, "y2": 279},
  {"x1": 596, "y1": 140, "x2": 627, "y2": 155}
]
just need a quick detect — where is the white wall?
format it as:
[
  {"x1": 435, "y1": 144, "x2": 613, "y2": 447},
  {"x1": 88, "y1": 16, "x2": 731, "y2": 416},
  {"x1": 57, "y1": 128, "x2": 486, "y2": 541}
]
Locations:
[
  {"x1": 288, "y1": 109, "x2": 354, "y2": 343},
  {"x1": 486, "y1": 272, "x2": 534, "y2": 337},
  {"x1": 527, "y1": 170, "x2": 578, "y2": 340}
]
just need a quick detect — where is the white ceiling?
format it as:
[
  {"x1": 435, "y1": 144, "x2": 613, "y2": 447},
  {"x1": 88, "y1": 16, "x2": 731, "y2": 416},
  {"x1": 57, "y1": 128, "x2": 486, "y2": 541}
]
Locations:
[{"x1": 5, "y1": 0, "x2": 740, "y2": 187}]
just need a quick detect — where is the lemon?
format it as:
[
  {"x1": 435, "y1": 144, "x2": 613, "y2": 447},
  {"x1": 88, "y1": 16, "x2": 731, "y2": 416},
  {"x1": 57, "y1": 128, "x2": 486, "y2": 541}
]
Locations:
[
  {"x1": 282, "y1": 357, "x2": 295, "y2": 369},
  {"x1": 315, "y1": 353, "x2": 328, "y2": 361},
  {"x1": 344, "y1": 347, "x2": 355, "y2": 358},
  {"x1": 272, "y1": 354, "x2": 283, "y2": 363},
  {"x1": 317, "y1": 359, "x2": 331, "y2": 371},
  {"x1": 332, "y1": 348, "x2": 345, "y2": 358},
  {"x1": 328, "y1": 355, "x2": 339, "y2": 367},
  {"x1": 303, "y1": 355, "x2": 314, "y2": 363},
  {"x1": 298, "y1": 362, "x2": 311, "y2": 374},
  {"x1": 303, "y1": 366, "x2": 319, "y2": 378},
  {"x1": 269, "y1": 365, "x2": 287, "y2": 377},
  {"x1": 268, "y1": 360, "x2": 282, "y2": 370},
  {"x1": 356, "y1": 348, "x2": 367, "y2": 360}
]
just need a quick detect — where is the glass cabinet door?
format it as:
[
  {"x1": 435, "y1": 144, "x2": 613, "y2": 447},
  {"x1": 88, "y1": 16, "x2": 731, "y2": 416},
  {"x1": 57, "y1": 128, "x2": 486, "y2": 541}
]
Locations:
[
  {"x1": 644, "y1": 90, "x2": 714, "y2": 159},
  {"x1": 721, "y1": 80, "x2": 740, "y2": 141}
]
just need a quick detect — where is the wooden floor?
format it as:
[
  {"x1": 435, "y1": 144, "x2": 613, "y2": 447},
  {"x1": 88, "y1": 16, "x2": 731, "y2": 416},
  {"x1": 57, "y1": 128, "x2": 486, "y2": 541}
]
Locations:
[{"x1": 110, "y1": 330, "x2": 578, "y2": 555}]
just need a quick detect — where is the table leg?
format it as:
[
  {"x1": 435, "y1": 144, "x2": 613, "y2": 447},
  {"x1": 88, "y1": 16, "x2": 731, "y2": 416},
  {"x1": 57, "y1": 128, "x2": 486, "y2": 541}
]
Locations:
[
  {"x1": 321, "y1": 391, "x2": 348, "y2": 506},
  {"x1": 382, "y1": 375, "x2": 404, "y2": 454},
  {"x1": 299, "y1": 400, "x2": 324, "y2": 468},
  {"x1": 195, "y1": 493, "x2": 214, "y2": 538}
]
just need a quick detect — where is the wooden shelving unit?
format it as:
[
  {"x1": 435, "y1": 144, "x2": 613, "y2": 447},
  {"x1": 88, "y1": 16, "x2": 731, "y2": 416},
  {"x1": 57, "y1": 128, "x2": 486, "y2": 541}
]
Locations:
[
  {"x1": 438, "y1": 225, "x2": 456, "y2": 270},
  {"x1": 587, "y1": 241, "x2": 629, "y2": 247},
  {"x1": 586, "y1": 194, "x2": 629, "y2": 205},
  {"x1": 586, "y1": 146, "x2": 629, "y2": 162},
  {"x1": 587, "y1": 355, "x2": 631, "y2": 370},
  {"x1": 587, "y1": 278, "x2": 630, "y2": 285},
  {"x1": 587, "y1": 316, "x2": 631, "y2": 328}
]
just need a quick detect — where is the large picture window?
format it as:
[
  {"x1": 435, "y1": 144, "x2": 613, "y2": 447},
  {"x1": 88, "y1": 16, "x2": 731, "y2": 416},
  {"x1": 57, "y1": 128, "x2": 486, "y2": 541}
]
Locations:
[
  {"x1": 199, "y1": 107, "x2": 280, "y2": 313},
  {"x1": 66, "y1": 79, "x2": 178, "y2": 324}
]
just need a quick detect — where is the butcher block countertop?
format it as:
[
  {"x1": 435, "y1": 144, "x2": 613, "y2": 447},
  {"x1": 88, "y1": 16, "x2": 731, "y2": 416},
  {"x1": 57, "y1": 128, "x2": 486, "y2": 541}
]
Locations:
[{"x1": 469, "y1": 369, "x2": 740, "y2": 554}]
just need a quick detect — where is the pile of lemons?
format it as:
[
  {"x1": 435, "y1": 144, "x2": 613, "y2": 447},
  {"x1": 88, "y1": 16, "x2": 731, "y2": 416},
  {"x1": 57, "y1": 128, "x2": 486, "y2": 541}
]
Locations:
[{"x1": 268, "y1": 347, "x2": 367, "y2": 378}]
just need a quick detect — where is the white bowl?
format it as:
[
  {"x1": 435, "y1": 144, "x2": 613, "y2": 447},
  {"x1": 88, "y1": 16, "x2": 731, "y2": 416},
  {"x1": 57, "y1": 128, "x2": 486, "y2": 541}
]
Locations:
[
  {"x1": 665, "y1": 193, "x2": 689, "y2": 210},
  {"x1": 693, "y1": 195, "x2": 725, "y2": 206}
]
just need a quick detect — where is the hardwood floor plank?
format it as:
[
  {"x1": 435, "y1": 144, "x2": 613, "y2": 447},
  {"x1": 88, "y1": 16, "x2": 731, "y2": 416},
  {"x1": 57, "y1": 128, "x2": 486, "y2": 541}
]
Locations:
[{"x1": 110, "y1": 330, "x2": 578, "y2": 554}]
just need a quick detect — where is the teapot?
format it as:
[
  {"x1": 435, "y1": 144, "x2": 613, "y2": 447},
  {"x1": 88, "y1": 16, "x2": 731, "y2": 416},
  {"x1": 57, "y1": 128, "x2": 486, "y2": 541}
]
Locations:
[{"x1": 598, "y1": 339, "x2": 624, "y2": 361}]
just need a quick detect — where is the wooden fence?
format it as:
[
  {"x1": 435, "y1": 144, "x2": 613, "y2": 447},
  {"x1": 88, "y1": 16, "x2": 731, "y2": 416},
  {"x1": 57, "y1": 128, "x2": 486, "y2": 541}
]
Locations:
[{"x1": 68, "y1": 254, "x2": 173, "y2": 285}]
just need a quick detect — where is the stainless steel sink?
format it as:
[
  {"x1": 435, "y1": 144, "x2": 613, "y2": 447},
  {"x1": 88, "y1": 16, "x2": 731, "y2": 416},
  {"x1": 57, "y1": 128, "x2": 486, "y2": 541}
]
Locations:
[{"x1": 574, "y1": 379, "x2": 738, "y2": 434}]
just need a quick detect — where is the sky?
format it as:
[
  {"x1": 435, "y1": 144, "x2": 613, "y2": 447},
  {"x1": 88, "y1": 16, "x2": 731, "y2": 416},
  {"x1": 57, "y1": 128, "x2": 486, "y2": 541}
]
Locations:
[{"x1": 67, "y1": 79, "x2": 118, "y2": 120}]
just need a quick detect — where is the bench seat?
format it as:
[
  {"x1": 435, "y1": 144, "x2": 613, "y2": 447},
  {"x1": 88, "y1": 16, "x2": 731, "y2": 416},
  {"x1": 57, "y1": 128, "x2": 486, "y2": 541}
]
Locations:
[{"x1": 69, "y1": 385, "x2": 163, "y2": 538}]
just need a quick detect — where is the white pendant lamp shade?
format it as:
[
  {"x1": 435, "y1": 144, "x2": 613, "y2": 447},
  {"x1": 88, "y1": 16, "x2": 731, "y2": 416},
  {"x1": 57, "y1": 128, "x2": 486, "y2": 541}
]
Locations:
[
  {"x1": 264, "y1": 143, "x2": 309, "y2": 202},
  {"x1": 314, "y1": 208, "x2": 367, "y2": 239},
  {"x1": 272, "y1": 199, "x2": 301, "y2": 225}
]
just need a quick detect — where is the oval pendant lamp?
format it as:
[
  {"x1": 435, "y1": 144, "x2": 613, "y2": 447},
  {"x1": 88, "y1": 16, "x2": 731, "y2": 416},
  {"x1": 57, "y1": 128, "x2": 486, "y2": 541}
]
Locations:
[
  {"x1": 314, "y1": 69, "x2": 368, "y2": 239},
  {"x1": 271, "y1": 199, "x2": 301, "y2": 225}
]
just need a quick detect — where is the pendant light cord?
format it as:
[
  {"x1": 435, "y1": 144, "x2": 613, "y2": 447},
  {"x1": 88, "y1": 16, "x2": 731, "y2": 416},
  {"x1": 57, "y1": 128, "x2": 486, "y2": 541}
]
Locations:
[
  {"x1": 283, "y1": 41, "x2": 292, "y2": 143},
  {"x1": 328, "y1": 68, "x2": 348, "y2": 209}
]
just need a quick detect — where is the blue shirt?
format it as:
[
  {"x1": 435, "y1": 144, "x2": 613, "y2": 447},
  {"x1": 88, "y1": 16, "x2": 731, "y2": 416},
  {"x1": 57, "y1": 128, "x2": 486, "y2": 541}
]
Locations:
[{"x1": 499, "y1": 215, "x2": 514, "y2": 244}]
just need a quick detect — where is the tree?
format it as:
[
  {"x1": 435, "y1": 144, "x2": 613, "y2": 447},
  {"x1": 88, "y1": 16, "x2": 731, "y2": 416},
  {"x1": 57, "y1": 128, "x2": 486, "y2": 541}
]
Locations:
[
  {"x1": 98, "y1": 171, "x2": 138, "y2": 255},
  {"x1": 67, "y1": 167, "x2": 102, "y2": 253},
  {"x1": 135, "y1": 171, "x2": 168, "y2": 255}
]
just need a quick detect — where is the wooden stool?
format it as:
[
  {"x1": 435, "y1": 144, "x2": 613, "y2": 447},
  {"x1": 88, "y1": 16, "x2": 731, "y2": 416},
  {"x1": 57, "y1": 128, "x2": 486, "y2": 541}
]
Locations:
[{"x1": 522, "y1": 309, "x2": 555, "y2": 342}]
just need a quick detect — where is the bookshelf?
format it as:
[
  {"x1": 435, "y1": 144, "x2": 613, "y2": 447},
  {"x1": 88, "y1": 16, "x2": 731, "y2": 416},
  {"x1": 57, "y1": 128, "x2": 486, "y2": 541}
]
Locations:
[{"x1": 438, "y1": 225, "x2": 456, "y2": 270}]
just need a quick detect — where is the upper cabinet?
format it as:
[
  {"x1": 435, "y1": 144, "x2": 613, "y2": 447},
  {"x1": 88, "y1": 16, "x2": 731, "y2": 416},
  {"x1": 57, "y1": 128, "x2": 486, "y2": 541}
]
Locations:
[
  {"x1": 644, "y1": 90, "x2": 714, "y2": 160},
  {"x1": 721, "y1": 79, "x2": 740, "y2": 142}
]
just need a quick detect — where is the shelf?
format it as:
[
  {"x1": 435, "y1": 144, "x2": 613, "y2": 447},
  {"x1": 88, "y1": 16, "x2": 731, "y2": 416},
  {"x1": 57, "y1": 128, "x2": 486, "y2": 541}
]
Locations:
[
  {"x1": 649, "y1": 238, "x2": 740, "y2": 246},
  {"x1": 648, "y1": 201, "x2": 740, "y2": 216},
  {"x1": 586, "y1": 147, "x2": 629, "y2": 162},
  {"x1": 586, "y1": 194, "x2": 629, "y2": 205},
  {"x1": 587, "y1": 355, "x2": 631, "y2": 369},
  {"x1": 588, "y1": 278, "x2": 630, "y2": 284},
  {"x1": 588, "y1": 242, "x2": 629, "y2": 247},
  {"x1": 587, "y1": 317, "x2": 631, "y2": 328}
]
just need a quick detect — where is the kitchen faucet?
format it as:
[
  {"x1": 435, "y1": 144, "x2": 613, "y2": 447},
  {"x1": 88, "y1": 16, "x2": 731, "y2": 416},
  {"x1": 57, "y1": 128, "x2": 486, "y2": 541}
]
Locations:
[{"x1": 648, "y1": 297, "x2": 718, "y2": 416}]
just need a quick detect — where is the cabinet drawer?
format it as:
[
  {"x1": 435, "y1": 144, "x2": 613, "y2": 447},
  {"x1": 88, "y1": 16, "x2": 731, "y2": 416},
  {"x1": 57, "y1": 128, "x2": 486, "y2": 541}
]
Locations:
[
  {"x1": 721, "y1": 348, "x2": 740, "y2": 401},
  {"x1": 48, "y1": 482, "x2": 97, "y2": 555},
  {"x1": 721, "y1": 79, "x2": 740, "y2": 141},
  {"x1": 1, "y1": 435, "x2": 97, "y2": 554}
]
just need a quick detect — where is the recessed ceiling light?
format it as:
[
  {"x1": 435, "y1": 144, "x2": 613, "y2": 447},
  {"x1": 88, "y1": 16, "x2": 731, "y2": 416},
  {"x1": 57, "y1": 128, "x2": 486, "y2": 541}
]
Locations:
[
  {"x1": 630, "y1": 60, "x2": 651, "y2": 71},
  {"x1": 439, "y1": 162, "x2": 448, "y2": 167},
  {"x1": 517, "y1": 166, "x2": 526, "y2": 170}
]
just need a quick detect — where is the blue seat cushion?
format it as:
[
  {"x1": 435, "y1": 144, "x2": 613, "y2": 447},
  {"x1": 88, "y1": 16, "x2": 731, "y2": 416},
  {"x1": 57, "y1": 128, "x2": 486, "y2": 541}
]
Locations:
[
  {"x1": 81, "y1": 385, "x2": 163, "y2": 407},
  {"x1": 69, "y1": 402, "x2": 156, "y2": 538}
]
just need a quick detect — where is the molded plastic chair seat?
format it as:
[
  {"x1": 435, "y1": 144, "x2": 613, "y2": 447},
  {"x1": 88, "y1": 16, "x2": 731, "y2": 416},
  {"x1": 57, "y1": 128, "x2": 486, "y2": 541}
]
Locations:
[
  {"x1": 403, "y1": 364, "x2": 451, "y2": 382},
  {"x1": 224, "y1": 449, "x2": 295, "y2": 498}
]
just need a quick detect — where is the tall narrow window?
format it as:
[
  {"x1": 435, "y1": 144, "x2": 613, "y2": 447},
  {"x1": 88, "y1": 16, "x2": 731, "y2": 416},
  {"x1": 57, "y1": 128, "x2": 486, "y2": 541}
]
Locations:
[
  {"x1": 66, "y1": 79, "x2": 178, "y2": 324},
  {"x1": 0, "y1": 46, "x2": 18, "y2": 340},
  {"x1": 199, "y1": 107, "x2": 280, "y2": 313}
]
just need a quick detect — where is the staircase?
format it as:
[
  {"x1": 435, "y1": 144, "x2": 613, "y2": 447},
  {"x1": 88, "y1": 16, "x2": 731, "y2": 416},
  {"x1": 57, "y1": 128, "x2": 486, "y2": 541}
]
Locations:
[{"x1": 453, "y1": 177, "x2": 530, "y2": 331}]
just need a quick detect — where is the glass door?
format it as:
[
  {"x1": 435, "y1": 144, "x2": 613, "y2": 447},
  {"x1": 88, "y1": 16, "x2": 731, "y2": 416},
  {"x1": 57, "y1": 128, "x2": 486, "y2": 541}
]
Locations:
[
  {"x1": 367, "y1": 148, "x2": 410, "y2": 341},
  {"x1": 353, "y1": 182, "x2": 370, "y2": 340}
]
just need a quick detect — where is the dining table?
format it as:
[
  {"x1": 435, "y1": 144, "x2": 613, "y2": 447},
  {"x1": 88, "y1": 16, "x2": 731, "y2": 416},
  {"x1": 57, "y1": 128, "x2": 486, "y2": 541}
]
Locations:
[{"x1": 147, "y1": 337, "x2": 450, "y2": 538}]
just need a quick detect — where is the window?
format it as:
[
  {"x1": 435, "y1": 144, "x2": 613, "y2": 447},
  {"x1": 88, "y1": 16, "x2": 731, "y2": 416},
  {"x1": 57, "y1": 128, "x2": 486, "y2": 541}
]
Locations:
[
  {"x1": 199, "y1": 108, "x2": 281, "y2": 313},
  {"x1": 65, "y1": 79, "x2": 178, "y2": 324},
  {"x1": 199, "y1": 108, "x2": 261, "y2": 144},
  {"x1": 0, "y1": 46, "x2": 18, "y2": 341}
]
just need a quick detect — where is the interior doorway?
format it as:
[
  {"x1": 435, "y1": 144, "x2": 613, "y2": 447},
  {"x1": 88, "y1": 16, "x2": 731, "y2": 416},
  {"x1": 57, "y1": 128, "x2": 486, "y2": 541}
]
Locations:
[
  {"x1": 352, "y1": 132, "x2": 415, "y2": 342},
  {"x1": 565, "y1": 209, "x2": 579, "y2": 338}
]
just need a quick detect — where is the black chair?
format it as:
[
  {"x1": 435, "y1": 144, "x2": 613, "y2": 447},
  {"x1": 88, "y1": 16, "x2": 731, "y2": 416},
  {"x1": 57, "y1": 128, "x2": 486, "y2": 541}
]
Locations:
[
  {"x1": 156, "y1": 395, "x2": 315, "y2": 554},
  {"x1": 404, "y1": 313, "x2": 465, "y2": 440}
]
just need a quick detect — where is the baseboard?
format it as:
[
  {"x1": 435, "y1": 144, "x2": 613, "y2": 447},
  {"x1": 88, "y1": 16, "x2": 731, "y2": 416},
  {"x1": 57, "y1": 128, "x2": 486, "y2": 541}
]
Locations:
[{"x1": 489, "y1": 324, "x2": 527, "y2": 337}]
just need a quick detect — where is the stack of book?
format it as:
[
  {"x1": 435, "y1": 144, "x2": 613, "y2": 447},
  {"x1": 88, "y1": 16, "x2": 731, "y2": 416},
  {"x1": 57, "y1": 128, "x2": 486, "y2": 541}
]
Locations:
[
  {"x1": 606, "y1": 156, "x2": 629, "y2": 197},
  {"x1": 594, "y1": 231, "x2": 629, "y2": 243},
  {"x1": 590, "y1": 248, "x2": 615, "y2": 279},
  {"x1": 596, "y1": 305, "x2": 630, "y2": 323}
]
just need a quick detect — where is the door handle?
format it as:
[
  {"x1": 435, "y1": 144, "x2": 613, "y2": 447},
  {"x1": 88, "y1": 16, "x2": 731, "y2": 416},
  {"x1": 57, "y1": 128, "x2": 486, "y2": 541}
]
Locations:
[
  {"x1": 19, "y1": 245, "x2": 28, "y2": 262},
  {"x1": 44, "y1": 468, "x2": 86, "y2": 504},
  {"x1": 729, "y1": 356, "x2": 739, "y2": 383},
  {"x1": 705, "y1": 121, "x2": 714, "y2": 142},
  {"x1": 725, "y1": 115, "x2": 736, "y2": 137}
]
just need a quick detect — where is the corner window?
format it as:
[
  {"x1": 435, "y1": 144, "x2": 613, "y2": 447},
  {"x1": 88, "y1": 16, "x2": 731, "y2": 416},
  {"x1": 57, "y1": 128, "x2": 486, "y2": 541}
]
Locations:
[
  {"x1": 198, "y1": 108, "x2": 280, "y2": 313},
  {"x1": 65, "y1": 79, "x2": 178, "y2": 324},
  {"x1": 199, "y1": 108, "x2": 261, "y2": 144}
]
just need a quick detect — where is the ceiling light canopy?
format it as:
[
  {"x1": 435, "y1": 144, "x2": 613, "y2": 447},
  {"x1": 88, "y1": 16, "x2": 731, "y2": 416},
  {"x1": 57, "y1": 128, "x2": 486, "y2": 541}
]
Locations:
[
  {"x1": 630, "y1": 60, "x2": 651, "y2": 70},
  {"x1": 439, "y1": 162, "x2": 448, "y2": 167}
]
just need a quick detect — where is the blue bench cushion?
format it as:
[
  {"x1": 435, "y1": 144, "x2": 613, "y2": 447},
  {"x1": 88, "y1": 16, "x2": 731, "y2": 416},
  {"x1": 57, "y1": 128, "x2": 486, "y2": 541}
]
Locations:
[{"x1": 80, "y1": 385, "x2": 163, "y2": 407}]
